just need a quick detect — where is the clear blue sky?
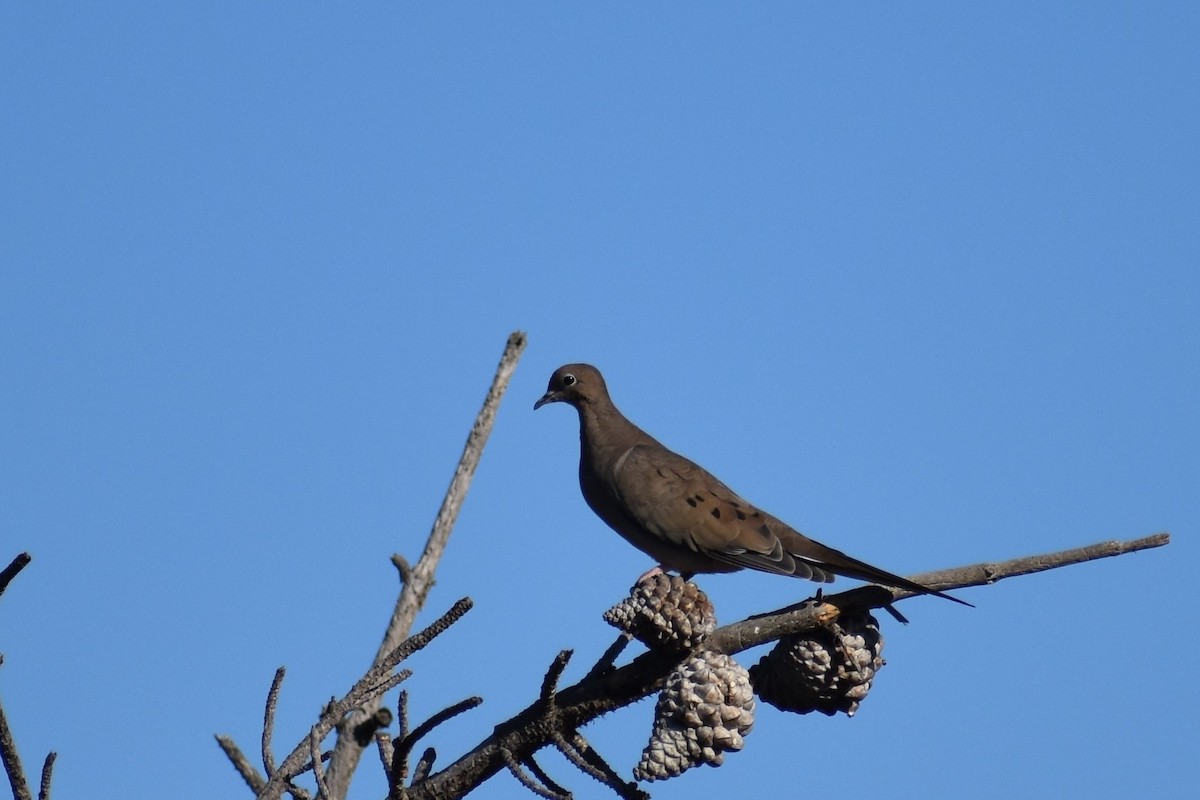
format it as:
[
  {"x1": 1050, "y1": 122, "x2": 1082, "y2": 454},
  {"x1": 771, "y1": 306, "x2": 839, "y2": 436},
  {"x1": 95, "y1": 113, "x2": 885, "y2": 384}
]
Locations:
[{"x1": 2, "y1": 4, "x2": 1196, "y2": 799}]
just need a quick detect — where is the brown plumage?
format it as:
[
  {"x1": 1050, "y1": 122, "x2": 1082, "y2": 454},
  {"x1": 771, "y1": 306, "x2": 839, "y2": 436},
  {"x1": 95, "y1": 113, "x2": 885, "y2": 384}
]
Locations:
[{"x1": 535, "y1": 363, "x2": 970, "y2": 607}]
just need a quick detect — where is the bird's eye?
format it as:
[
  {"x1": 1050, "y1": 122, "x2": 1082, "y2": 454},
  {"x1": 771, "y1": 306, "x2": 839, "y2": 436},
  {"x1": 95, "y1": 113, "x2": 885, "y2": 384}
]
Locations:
[{"x1": 562, "y1": 373, "x2": 577, "y2": 387}]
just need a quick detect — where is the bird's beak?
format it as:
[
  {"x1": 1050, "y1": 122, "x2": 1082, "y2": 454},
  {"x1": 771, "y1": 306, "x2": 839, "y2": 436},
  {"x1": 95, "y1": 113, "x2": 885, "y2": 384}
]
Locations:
[{"x1": 534, "y1": 391, "x2": 560, "y2": 410}]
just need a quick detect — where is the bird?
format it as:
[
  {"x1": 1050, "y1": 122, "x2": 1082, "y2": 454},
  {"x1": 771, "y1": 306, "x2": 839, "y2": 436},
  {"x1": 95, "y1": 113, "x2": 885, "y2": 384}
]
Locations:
[{"x1": 535, "y1": 363, "x2": 971, "y2": 607}]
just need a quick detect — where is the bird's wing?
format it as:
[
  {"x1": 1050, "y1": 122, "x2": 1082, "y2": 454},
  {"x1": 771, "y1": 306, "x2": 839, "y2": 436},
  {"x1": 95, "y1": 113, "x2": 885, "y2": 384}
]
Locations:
[{"x1": 609, "y1": 443, "x2": 833, "y2": 581}]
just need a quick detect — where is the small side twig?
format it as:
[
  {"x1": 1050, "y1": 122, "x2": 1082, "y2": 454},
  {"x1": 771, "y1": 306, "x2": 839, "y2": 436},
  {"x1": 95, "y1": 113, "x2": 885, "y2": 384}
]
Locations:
[
  {"x1": 412, "y1": 748, "x2": 436, "y2": 784},
  {"x1": 539, "y1": 651, "x2": 573, "y2": 704},
  {"x1": 523, "y1": 756, "x2": 571, "y2": 799},
  {"x1": 0, "y1": 696, "x2": 32, "y2": 800},
  {"x1": 499, "y1": 747, "x2": 569, "y2": 800},
  {"x1": 310, "y1": 730, "x2": 329, "y2": 800},
  {"x1": 556, "y1": 732, "x2": 646, "y2": 800},
  {"x1": 389, "y1": 691, "x2": 411, "y2": 792},
  {"x1": 214, "y1": 735, "x2": 267, "y2": 794},
  {"x1": 374, "y1": 733, "x2": 395, "y2": 786},
  {"x1": 263, "y1": 667, "x2": 286, "y2": 775},
  {"x1": 0, "y1": 553, "x2": 32, "y2": 600},
  {"x1": 394, "y1": 696, "x2": 483, "y2": 780},
  {"x1": 391, "y1": 554, "x2": 412, "y2": 586},
  {"x1": 582, "y1": 635, "x2": 631, "y2": 682},
  {"x1": 37, "y1": 752, "x2": 55, "y2": 800},
  {"x1": 552, "y1": 732, "x2": 609, "y2": 785}
]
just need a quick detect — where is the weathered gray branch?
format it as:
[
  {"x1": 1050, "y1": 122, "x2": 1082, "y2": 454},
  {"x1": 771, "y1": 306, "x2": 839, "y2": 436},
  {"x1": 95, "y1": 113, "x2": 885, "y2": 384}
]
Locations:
[
  {"x1": 216, "y1": 333, "x2": 525, "y2": 800},
  {"x1": 0, "y1": 695, "x2": 32, "y2": 800},
  {"x1": 0, "y1": 553, "x2": 32, "y2": 601},
  {"x1": 321, "y1": 331, "x2": 526, "y2": 799},
  {"x1": 1, "y1": 552, "x2": 55, "y2": 800}
]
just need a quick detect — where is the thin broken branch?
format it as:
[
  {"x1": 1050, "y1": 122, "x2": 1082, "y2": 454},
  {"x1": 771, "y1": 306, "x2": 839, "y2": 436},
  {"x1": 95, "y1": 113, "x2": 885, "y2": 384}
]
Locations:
[
  {"x1": 262, "y1": 667, "x2": 286, "y2": 776},
  {"x1": 0, "y1": 553, "x2": 32, "y2": 600},
  {"x1": 899, "y1": 532, "x2": 1171, "y2": 597},
  {"x1": 0, "y1": 697, "x2": 32, "y2": 800},
  {"x1": 321, "y1": 332, "x2": 526, "y2": 799},
  {"x1": 215, "y1": 735, "x2": 268, "y2": 795},
  {"x1": 539, "y1": 651, "x2": 573, "y2": 704},
  {"x1": 37, "y1": 752, "x2": 54, "y2": 800},
  {"x1": 412, "y1": 748, "x2": 436, "y2": 784},
  {"x1": 499, "y1": 747, "x2": 568, "y2": 800},
  {"x1": 394, "y1": 696, "x2": 483, "y2": 781},
  {"x1": 523, "y1": 756, "x2": 571, "y2": 799},
  {"x1": 309, "y1": 731, "x2": 329, "y2": 800}
]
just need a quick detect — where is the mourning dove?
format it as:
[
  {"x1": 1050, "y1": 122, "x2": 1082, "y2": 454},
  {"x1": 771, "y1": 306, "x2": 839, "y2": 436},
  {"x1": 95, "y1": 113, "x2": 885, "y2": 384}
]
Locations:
[{"x1": 535, "y1": 363, "x2": 970, "y2": 607}]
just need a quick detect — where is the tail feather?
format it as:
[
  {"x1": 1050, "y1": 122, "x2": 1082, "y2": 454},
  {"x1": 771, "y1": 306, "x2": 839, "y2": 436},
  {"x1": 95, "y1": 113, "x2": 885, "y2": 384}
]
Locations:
[{"x1": 800, "y1": 542, "x2": 974, "y2": 608}]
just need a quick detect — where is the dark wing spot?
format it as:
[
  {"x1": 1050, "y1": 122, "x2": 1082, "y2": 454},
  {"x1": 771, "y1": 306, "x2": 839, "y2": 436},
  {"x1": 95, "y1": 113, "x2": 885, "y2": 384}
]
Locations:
[
  {"x1": 711, "y1": 507, "x2": 721, "y2": 520},
  {"x1": 692, "y1": 494, "x2": 706, "y2": 503},
  {"x1": 758, "y1": 523, "x2": 772, "y2": 537},
  {"x1": 735, "y1": 510, "x2": 746, "y2": 520},
  {"x1": 729, "y1": 500, "x2": 741, "y2": 507},
  {"x1": 685, "y1": 497, "x2": 697, "y2": 507},
  {"x1": 751, "y1": 511, "x2": 762, "y2": 518}
]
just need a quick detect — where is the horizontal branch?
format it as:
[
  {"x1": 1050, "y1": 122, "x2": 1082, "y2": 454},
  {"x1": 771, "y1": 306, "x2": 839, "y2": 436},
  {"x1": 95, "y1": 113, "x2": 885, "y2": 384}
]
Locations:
[
  {"x1": 403, "y1": 532, "x2": 1170, "y2": 799},
  {"x1": 900, "y1": 531, "x2": 1171, "y2": 596}
]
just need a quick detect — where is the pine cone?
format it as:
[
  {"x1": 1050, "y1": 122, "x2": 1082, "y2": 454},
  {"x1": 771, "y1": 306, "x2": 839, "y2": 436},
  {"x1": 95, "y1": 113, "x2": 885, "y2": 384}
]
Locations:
[
  {"x1": 750, "y1": 611, "x2": 885, "y2": 717},
  {"x1": 604, "y1": 573, "x2": 716, "y2": 651},
  {"x1": 634, "y1": 651, "x2": 755, "y2": 781}
]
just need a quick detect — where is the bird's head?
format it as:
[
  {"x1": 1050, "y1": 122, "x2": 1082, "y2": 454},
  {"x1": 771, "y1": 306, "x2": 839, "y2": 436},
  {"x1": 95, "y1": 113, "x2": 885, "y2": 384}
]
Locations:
[{"x1": 534, "y1": 363, "x2": 606, "y2": 410}]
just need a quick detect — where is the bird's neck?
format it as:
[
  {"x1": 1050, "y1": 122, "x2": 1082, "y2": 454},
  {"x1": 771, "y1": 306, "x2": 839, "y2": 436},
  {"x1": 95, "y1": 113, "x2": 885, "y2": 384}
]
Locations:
[{"x1": 576, "y1": 397, "x2": 650, "y2": 466}]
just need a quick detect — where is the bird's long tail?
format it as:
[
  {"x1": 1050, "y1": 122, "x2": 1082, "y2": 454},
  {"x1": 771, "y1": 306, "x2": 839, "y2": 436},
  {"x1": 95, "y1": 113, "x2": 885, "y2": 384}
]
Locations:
[{"x1": 799, "y1": 540, "x2": 974, "y2": 608}]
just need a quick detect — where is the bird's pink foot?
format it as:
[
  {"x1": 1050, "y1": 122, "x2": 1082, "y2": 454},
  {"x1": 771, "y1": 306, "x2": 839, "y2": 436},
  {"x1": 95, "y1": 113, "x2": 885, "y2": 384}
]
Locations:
[{"x1": 636, "y1": 564, "x2": 667, "y2": 583}]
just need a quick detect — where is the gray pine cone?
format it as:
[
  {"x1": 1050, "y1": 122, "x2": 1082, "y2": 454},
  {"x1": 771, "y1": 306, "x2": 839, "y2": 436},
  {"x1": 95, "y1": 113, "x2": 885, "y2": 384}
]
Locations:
[
  {"x1": 604, "y1": 573, "x2": 716, "y2": 651},
  {"x1": 749, "y1": 611, "x2": 885, "y2": 717},
  {"x1": 634, "y1": 650, "x2": 755, "y2": 782}
]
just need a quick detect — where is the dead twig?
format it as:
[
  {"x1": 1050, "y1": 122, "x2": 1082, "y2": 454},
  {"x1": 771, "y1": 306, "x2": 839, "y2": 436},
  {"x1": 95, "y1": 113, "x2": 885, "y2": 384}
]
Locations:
[
  {"x1": 37, "y1": 752, "x2": 55, "y2": 800},
  {"x1": 322, "y1": 332, "x2": 526, "y2": 799},
  {"x1": 262, "y1": 667, "x2": 286, "y2": 776},
  {"x1": 0, "y1": 553, "x2": 32, "y2": 601}
]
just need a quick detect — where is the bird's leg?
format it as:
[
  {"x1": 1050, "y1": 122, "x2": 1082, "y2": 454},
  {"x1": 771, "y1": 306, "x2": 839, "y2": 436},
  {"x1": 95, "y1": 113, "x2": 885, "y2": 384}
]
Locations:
[{"x1": 635, "y1": 564, "x2": 667, "y2": 583}]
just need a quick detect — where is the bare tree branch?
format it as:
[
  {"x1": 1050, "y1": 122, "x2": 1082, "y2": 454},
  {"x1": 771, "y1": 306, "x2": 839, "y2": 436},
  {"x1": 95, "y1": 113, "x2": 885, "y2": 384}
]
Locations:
[
  {"x1": 499, "y1": 747, "x2": 568, "y2": 800},
  {"x1": 539, "y1": 651, "x2": 573, "y2": 704},
  {"x1": 0, "y1": 553, "x2": 32, "y2": 601},
  {"x1": 393, "y1": 696, "x2": 483, "y2": 783},
  {"x1": 554, "y1": 732, "x2": 646, "y2": 800},
  {"x1": 898, "y1": 532, "x2": 1171, "y2": 596},
  {"x1": 0, "y1": 697, "x2": 33, "y2": 800},
  {"x1": 36, "y1": 752, "x2": 54, "y2": 800},
  {"x1": 262, "y1": 668, "x2": 286, "y2": 776},
  {"x1": 523, "y1": 756, "x2": 572, "y2": 799},
  {"x1": 412, "y1": 748, "x2": 436, "y2": 784},
  {"x1": 1, "y1": 553, "x2": 40, "y2": 800},
  {"x1": 322, "y1": 331, "x2": 526, "y2": 799},
  {"x1": 216, "y1": 735, "x2": 268, "y2": 795},
  {"x1": 309, "y1": 731, "x2": 329, "y2": 800}
]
